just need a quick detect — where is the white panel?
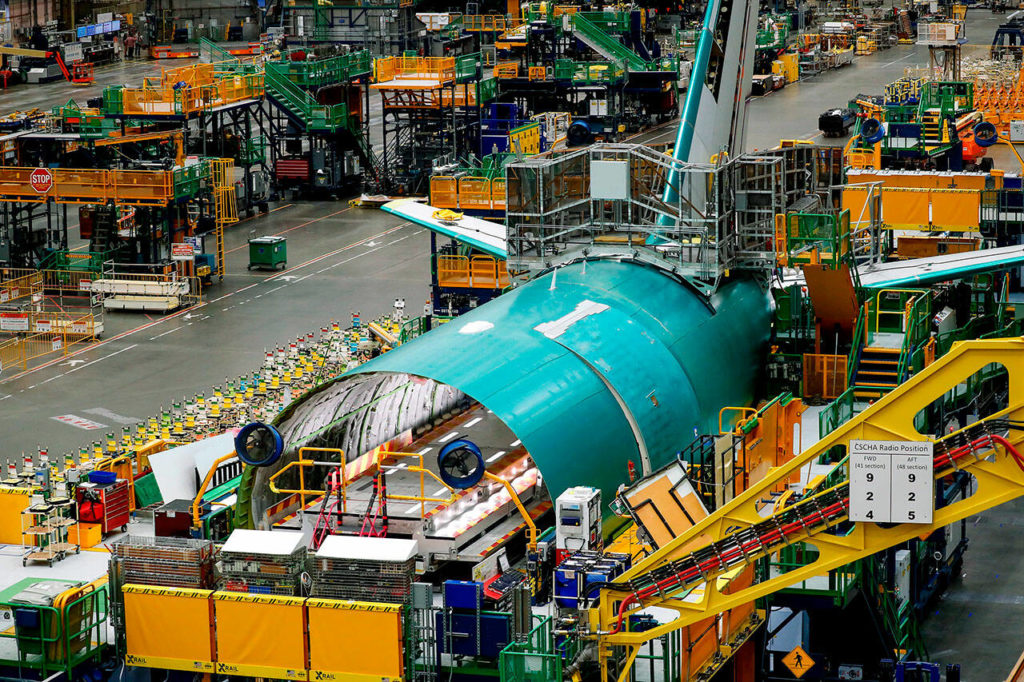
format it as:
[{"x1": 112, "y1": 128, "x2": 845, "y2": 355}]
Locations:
[{"x1": 590, "y1": 160, "x2": 629, "y2": 200}]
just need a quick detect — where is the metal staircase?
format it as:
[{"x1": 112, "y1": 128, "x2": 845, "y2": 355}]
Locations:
[
  {"x1": 571, "y1": 13, "x2": 651, "y2": 73},
  {"x1": 852, "y1": 345, "x2": 902, "y2": 399},
  {"x1": 263, "y1": 62, "x2": 380, "y2": 177}
]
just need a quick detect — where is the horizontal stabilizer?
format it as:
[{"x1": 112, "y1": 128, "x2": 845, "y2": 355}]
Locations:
[{"x1": 381, "y1": 199, "x2": 507, "y2": 259}]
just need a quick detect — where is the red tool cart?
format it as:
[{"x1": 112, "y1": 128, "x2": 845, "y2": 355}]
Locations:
[{"x1": 77, "y1": 478, "x2": 131, "y2": 534}]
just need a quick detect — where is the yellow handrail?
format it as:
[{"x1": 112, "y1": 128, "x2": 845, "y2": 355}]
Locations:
[
  {"x1": 483, "y1": 471, "x2": 537, "y2": 551},
  {"x1": 718, "y1": 406, "x2": 757, "y2": 435},
  {"x1": 872, "y1": 288, "x2": 925, "y2": 334},
  {"x1": 192, "y1": 451, "x2": 239, "y2": 527}
]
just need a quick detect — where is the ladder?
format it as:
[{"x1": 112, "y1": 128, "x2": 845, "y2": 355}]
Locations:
[{"x1": 210, "y1": 158, "x2": 238, "y2": 281}]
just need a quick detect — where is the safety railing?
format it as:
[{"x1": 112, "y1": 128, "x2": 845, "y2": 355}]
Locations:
[
  {"x1": 919, "y1": 80, "x2": 974, "y2": 116},
  {"x1": 861, "y1": 560, "x2": 929, "y2": 658},
  {"x1": 784, "y1": 210, "x2": 852, "y2": 267},
  {"x1": 0, "y1": 310, "x2": 98, "y2": 337},
  {"x1": 455, "y1": 52, "x2": 481, "y2": 81},
  {"x1": 847, "y1": 300, "x2": 868, "y2": 387},
  {"x1": 494, "y1": 61, "x2": 519, "y2": 79},
  {"x1": 462, "y1": 14, "x2": 509, "y2": 32},
  {"x1": 818, "y1": 385, "x2": 858, "y2": 436},
  {"x1": 429, "y1": 176, "x2": 507, "y2": 211},
  {"x1": 916, "y1": 21, "x2": 961, "y2": 46},
  {"x1": 499, "y1": 616, "x2": 574, "y2": 682},
  {"x1": 268, "y1": 52, "x2": 373, "y2": 89},
  {"x1": 767, "y1": 542, "x2": 860, "y2": 602},
  {"x1": 478, "y1": 77, "x2": 498, "y2": 103},
  {"x1": 399, "y1": 316, "x2": 428, "y2": 344},
  {"x1": 0, "y1": 271, "x2": 42, "y2": 304},
  {"x1": 885, "y1": 76, "x2": 925, "y2": 105},
  {"x1": 373, "y1": 55, "x2": 456, "y2": 84},
  {"x1": 0, "y1": 167, "x2": 182, "y2": 206},
  {"x1": 437, "y1": 255, "x2": 510, "y2": 289},
  {"x1": 872, "y1": 288, "x2": 930, "y2": 337},
  {"x1": 0, "y1": 327, "x2": 96, "y2": 373},
  {"x1": 870, "y1": 288, "x2": 931, "y2": 386},
  {"x1": 553, "y1": 59, "x2": 626, "y2": 84},
  {"x1": 91, "y1": 271, "x2": 203, "y2": 310},
  {"x1": 199, "y1": 37, "x2": 239, "y2": 66},
  {"x1": 111, "y1": 69, "x2": 263, "y2": 118},
  {"x1": 265, "y1": 63, "x2": 358, "y2": 135}
]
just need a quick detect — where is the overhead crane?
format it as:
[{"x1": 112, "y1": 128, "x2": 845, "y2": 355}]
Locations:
[{"x1": 589, "y1": 337, "x2": 1024, "y2": 679}]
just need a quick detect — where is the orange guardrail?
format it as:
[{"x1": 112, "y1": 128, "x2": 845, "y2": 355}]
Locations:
[
  {"x1": 430, "y1": 176, "x2": 459, "y2": 208},
  {"x1": 429, "y1": 176, "x2": 506, "y2": 211},
  {"x1": 495, "y1": 62, "x2": 520, "y2": 78},
  {"x1": 0, "y1": 167, "x2": 174, "y2": 206},
  {"x1": 379, "y1": 84, "x2": 478, "y2": 109},
  {"x1": 119, "y1": 68, "x2": 262, "y2": 118},
  {"x1": 462, "y1": 15, "x2": 508, "y2": 31},
  {"x1": 3, "y1": 268, "x2": 101, "y2": 295},
  {"x1": 373, "y1": 56, "x2": 456, "y2": 84},
  {"x1": 458, "y1": 177, "x2": 492, "y2": 209},
  {"x1": 437, "y1": 255, "x2": 510, "y2": 289},
  {"x1": 491, "y1": 178, "x2": 506, "y2": 210}
]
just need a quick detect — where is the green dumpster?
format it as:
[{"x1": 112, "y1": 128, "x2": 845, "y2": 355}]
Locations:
[{"x1": 247, "y1": 236, "x2": 287, "y2": 271}]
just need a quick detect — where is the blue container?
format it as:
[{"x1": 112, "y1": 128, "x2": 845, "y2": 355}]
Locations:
[
  {"x1": 443, "y1": 580, "x2": 482, "y2": 611},
  {"x1": 554, "y1": 566, "x2": 581, "y2": 609},
  {"x1": 88, "y1": 470, "x2": 116, "y2": 485}
]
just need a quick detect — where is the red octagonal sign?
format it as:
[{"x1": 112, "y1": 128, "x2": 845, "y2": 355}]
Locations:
[{"x1": 30, "y1": 167, "x2": 53, "y2": 193}]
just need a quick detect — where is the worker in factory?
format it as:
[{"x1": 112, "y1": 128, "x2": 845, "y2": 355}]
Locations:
[{"x1": 124, "y1": 32, "x2": 138, "y2": 60}]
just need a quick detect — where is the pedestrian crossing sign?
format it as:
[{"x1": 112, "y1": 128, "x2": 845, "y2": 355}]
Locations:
[{"x1": 782, "y1": 645, "x2": 815, "y2": 678}]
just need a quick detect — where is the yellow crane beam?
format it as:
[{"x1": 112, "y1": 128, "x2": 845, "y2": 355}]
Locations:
[{"x1": 589, "y1": 338, "x2": 1024, "y2": 677}]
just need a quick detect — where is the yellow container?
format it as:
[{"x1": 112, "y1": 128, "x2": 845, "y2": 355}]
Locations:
[
  {"x1": 69, "y1": 522, "x2": 103, "y2": 548},
  {"x1": 781, "y1": 53, "x2": 799, "y2": 83}
]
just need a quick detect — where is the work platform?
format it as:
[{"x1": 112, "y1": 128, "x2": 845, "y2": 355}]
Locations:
[{"x1": 273, "y1": 405, "x2": 546, "y2": 568}]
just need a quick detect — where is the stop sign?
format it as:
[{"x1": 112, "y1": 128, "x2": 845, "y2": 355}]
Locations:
[{"x1": 29, "y1": 168, "x2": 53, "y2": 193}]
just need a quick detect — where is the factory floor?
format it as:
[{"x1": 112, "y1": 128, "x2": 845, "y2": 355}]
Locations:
[{"x1": 1, "y1": 11, "x2": 1023, "y2": 679}]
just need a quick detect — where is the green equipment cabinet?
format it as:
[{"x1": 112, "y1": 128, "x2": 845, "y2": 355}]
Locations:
[{"x1": 247, "y1": 236, "x2": 287, "y2": 271}]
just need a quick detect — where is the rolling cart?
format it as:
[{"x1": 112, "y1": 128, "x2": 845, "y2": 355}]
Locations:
[{"x1": 247, "y1": 235, "x2": 287, "y2": 270}]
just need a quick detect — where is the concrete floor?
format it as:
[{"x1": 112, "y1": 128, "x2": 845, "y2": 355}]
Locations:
[{"x1": 1, "y1": 11, "x2": 1023, "y2": 679}]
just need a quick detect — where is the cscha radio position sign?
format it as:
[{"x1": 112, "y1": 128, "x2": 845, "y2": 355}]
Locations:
[{"x1": 30, "y1": 168, "x2": 53, "y2": 193}]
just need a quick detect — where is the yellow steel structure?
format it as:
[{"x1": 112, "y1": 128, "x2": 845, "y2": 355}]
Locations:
[
  {"x1": 268, "y1": 446, "x2": 457, "y2": 520},
  {"x1": 589, "y1": 337, "x2": 1024, "y2": 680},
  {"x1": 210, "y1": 158, "x2": 237, "y2": 280}
]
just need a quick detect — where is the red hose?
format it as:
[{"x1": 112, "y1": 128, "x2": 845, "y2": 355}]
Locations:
[{"x1": 606, "y1": 433, "x2": 1023, "y2": 635}]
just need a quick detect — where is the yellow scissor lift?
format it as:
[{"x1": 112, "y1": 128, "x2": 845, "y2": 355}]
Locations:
[{"x1": 589, "y1": 338, "x2": 1024, "y2": 680}]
